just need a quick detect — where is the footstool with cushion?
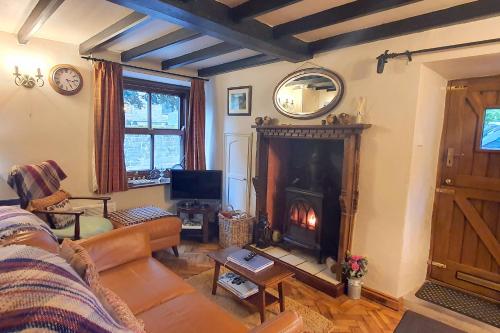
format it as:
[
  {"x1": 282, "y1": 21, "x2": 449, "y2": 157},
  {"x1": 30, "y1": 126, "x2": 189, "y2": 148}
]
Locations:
[{"x1": 109, "y1": 206, "x2": 181, "y2": 255}]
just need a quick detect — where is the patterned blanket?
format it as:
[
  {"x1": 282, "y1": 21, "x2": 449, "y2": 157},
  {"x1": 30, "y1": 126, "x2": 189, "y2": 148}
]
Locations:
[
  {"x1": 0, "y1": 206, "x2": 56, "y2": 242},
  {"x1": 7, "y1": 160, "x2": 67, "y2": 208},
  {"x1": 0, "y1": 245, "x2": 132, "y2": 333}
]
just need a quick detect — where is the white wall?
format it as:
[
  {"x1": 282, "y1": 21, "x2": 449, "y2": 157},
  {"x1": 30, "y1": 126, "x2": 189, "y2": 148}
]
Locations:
[
  {"x1": 208, "y1": 16, "x2": 500, "y2": 298},
  {"x1": 0, "y1": 31, "x2": 193, "y2": 211}
]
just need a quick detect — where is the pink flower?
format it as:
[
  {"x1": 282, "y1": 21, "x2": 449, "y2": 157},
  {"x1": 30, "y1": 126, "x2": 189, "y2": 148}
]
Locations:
[
  {"x1": 351, "y1": 262, "x2": 360, "y2": 271},
  {"x1": 351, "y1": 255, "x2": 362, "y2": 261}
]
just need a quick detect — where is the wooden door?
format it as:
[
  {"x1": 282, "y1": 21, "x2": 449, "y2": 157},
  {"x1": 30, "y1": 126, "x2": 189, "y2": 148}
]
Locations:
[
  {"x1": 430, "y1": 75, "x2": 500, "y2": 301},
  {"x1": 223, "y1": 133, "x2": 253, "y2": 212}
]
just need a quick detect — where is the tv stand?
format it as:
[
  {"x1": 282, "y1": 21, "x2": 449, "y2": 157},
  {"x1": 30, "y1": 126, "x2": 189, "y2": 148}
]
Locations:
[{"x1": 177, "y1": 202, "x2": 214, "y2": 242}]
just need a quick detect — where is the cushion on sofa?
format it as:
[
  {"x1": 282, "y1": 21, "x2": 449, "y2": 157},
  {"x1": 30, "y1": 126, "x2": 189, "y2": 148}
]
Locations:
[
  {"x1": 0, "y1": 244, "x2": 133, "y2": 333},
  {"x1": 0, "y1": 206, "x2": 56, "y2": 243},
  {"x1": 99, "y1": 257, "x2": 196, "y2": 315},
  {"x1": 137, "y1": 292, "x2": 247, "y2": 333},
  {"x1": 60, "y1": 238, "x2": 101, "y2": 289},
  {"x1": 52, "y1": 215, "x2": 113, "y2": 239},
  {"x1": 45, "y1": 198, "x2": 76, "y2": 228},
  {"x1": 29, "y1": 189, "x2": 70, "y2": 211}
]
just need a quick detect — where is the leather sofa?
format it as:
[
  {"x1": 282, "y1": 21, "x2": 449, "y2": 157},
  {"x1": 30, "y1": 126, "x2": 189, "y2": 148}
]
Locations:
[{"x1": 5, "y1": 225, "x2": 304, "y2": 333}]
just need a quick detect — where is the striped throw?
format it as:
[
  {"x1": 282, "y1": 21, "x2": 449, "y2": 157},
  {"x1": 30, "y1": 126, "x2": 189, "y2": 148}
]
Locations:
[
  {"x1": 7, "y1": 160, "x2": 67, "y2": 208},
  {"x1": 0, "y1": 206, "x2": 56, "y2": 242},
  {"x1": 0, "y1": 245, "x2": 133, "y2": 333}
]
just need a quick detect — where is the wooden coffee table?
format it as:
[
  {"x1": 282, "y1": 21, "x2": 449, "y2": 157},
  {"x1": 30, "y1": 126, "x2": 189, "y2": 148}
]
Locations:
[{"x1": 207, "y1": 246, "x2": 294, "y2": 323}]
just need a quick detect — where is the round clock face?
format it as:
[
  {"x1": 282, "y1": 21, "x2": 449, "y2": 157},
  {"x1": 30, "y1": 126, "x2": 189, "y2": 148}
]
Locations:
[{"x1": 49, "y1": 65, "x2": 83, "y2": 95}]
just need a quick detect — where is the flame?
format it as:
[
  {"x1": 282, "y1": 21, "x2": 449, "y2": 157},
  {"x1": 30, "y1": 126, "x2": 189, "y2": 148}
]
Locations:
[{"x1": 307, "y1": 213, "x2": 316, "y2": 229}]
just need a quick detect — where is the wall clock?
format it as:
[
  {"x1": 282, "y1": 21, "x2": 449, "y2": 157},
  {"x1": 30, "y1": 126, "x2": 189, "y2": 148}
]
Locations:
[{"x1": 49, "y1": 64, "x2": 83, "y2": 96}]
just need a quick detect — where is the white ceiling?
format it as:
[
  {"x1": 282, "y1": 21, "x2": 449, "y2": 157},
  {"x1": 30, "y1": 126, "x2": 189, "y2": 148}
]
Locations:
[{"x1": 0, "y1": 0, "x2": 485, "y2": 71}]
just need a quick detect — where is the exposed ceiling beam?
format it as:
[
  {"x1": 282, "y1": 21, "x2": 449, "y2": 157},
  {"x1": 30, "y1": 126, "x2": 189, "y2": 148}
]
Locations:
[
  {"x1": 162, "y1": 42, "x2": 242, "y2": 69},
  {"x1": 121, "y1": 28, "x2": 201, "y2": 62},
  {"x1": 311, "y1": 0, "x2": 500, "y2": 53},
  {"x1": 18, "y1": 0, "x2": 64, "y2": 44},
  {"x1": 79, "y1": 12, "x2": 148, "y2": 55},
  {"x1": 231, "y1": 0, "x2": 301, "y2": 21},
  {"x1": 198, "y1": 54, "x2": 280, "y2": 77},
  {"x1": 105, "y1": 0, "x2": 311, "y2": 62},
  {"x1": 273, "y1": 0, "x2": 421, "y2": 38}
]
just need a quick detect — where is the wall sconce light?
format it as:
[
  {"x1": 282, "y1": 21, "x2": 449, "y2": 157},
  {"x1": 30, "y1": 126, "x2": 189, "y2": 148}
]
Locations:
[{"x1": 13, "y1": 66, "x2": 44, "y2": 88}]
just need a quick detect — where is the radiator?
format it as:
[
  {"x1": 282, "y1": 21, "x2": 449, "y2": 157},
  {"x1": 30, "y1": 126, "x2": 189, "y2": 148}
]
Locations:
[{"x1": 71, "y1": 201, "x2": 117, "y2": 216}]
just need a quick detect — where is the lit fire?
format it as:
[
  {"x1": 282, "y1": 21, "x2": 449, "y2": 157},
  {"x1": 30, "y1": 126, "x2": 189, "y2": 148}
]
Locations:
[{"x1": 307, "y1": 213, "x2": 316, "y2": 229}]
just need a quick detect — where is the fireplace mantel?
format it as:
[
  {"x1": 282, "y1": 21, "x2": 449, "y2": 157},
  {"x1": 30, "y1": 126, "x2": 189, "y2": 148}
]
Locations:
[
  {"x1": 252, "y1": 124, "x2": 371, "y2": 139},
  {"x1": 252, "y1": 122, "x2": 371, "y2": 296}
]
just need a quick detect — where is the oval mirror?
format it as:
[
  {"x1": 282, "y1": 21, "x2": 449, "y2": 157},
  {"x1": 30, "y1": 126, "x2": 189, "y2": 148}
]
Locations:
[{"x1": 273, "y1": 68, "x2": 344, "y2": 119}]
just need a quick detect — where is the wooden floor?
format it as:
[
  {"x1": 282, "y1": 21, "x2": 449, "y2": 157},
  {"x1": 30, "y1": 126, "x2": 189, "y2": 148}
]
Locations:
[{"x1": 154, "y1": 241, "x2": 404, "y2": 333}]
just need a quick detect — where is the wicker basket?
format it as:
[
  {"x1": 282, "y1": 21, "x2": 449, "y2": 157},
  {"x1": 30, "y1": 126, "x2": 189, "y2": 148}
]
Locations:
[{"x1": 218, "y1": 211, "x2": 255, "y2": 248}]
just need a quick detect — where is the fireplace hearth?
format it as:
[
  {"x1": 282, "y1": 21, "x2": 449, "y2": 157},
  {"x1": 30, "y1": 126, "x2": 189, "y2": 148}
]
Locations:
[{"x1": 252, "y1": 124, "x2": 370, "y2": 289}]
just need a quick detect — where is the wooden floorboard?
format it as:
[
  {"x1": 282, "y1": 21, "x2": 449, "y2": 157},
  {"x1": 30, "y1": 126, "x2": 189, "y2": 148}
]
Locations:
[{"x1": 154, "y1": 240, "x2": 404, "y2": 332}]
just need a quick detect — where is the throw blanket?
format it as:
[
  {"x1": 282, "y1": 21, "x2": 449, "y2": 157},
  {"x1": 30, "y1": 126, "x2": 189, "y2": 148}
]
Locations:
[
  {"x1": 0, "y1": 245, "x2": 132, "y2": 333},
  {"x1": 0, "y1": 206, "x2": 56, "y2": 242},
  {"x1": 7, "y1": 160, "x2": 67, "y2": 208}
]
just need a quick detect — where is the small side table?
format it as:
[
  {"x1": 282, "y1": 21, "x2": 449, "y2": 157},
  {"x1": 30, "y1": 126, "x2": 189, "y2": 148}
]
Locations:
[{"x1": 177, "y1": 204, "x2": 213, "y2": 243}]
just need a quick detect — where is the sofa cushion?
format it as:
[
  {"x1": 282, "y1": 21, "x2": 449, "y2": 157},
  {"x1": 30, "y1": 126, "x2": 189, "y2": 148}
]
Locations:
[
  {"x1": 100, "y1": 257, "x2": 195, "y2": 315},
  {"x1": 0, "y1": 206, "x2": 56, "y2": 243},
  {"x1": 0, "y1": 244, "x2": 133, "y2": 333},
  {"x1": 52, "y1": 215, "x2": 113, "y2": 240},
  {"x1": 45, "y1": 198, "x2": 76, "y2": 228},
  {"x1": 137, "y1": 292, "x2": 247, "y2": 333}
]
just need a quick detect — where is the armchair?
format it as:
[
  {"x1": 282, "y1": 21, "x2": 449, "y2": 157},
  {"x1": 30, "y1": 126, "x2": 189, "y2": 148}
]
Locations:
[{"x1": 7, "y1": 161, "x2": 113, "y2": 240}]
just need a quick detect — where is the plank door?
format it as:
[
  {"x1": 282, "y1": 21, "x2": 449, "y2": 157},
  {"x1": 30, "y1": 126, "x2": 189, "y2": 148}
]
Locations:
[
  {"x1": 223, "y1": 133, "x2": 252, "y2": 212},
  {"x1": 430, "y1": 75, "x2": 500, "y2": 301}
]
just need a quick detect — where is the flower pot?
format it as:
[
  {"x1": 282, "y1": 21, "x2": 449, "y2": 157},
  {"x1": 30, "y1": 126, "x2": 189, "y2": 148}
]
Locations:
[{"x1": 347, "y1": 277, "x2": 362, "y2": 299}]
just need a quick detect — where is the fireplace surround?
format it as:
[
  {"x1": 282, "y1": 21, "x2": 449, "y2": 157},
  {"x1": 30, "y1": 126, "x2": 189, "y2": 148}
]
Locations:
[{"x1": 252, "y1": 124, "x2": 370, "y2": 290}]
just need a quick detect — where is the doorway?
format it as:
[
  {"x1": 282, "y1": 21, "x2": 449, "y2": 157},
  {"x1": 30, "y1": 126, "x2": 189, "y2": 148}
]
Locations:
[{"x1": 429, "y1": 75, "x2": 500, "y2": 301}]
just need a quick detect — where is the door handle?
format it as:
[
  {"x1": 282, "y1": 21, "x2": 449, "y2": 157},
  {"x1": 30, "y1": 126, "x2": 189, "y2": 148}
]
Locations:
[{"x1": 446, "y1": 148, "x2": 464, "y2": 167}]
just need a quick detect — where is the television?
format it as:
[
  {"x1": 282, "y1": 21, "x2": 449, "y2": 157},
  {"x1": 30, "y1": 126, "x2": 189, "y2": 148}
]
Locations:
[{"x1": 170, "y1": 170, "x2": 222, "y2": 200}]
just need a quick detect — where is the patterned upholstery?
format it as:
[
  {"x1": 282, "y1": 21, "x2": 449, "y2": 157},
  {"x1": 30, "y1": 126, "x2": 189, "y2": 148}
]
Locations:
[
  {"x1": 0, "y1": 206, "x2": 56, "y2": 242},
  {"x1": 109, "y1": 206, "x2": 172, "y2": 227},
  {"x1": 0, "y1": 245, "x2": 133, "y2": 332},
  {"x1": 7, "y1": 160, "x2": 67, "y2": 209}
]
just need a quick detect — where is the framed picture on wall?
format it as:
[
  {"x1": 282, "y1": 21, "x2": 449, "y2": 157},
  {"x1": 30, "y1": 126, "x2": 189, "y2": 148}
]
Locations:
[{"x1": 227, "y1": 86, "x2": 252, "y2": 116}]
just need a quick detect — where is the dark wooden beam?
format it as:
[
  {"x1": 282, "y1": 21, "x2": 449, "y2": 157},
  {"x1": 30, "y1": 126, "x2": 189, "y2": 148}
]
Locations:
[
  {"x1": 231, "y1": 0, "x2": 301, "y2": 21},
  {"x1": 273, "y1": 0, "x2": 420, "y2": 38},
  {"x1": 162, "y1": 42, "x2": 241, "y2": 69},
  {"x1": 121, "y1": 28, "x2": 201, "y2": 62},
  {"x1": 105, "y1": 0, "x2": 311, "y2": 62},
  {"x1": 18, "y1": 0, "x2": 64, "y2": 44},
  {"x1": 311, "y1": 0, "x2": 500, "y2": 53},
  {"x1": 79, "y1": 12, "x2": 147, "y2": 55},
  {"x1": 198, "y1": 54, "x2": 280, "y2": 77}
]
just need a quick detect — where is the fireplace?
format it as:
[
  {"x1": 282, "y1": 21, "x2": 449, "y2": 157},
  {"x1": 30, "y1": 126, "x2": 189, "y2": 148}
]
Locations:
[{"x1": 252, "y1": 124, "x2": 370, "y2": 284}]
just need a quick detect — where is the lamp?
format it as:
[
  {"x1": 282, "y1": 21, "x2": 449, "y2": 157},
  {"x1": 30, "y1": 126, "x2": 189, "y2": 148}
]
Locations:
[{"x1": 13, "y1": 66, "x2": 44, "y2": 88}]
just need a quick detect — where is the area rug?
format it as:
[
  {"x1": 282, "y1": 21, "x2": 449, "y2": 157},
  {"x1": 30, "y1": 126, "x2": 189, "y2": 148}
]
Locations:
[
  {"x1": 415, "y1": 281, "x2": 500, "y2": 328},
  {"x1": 185, "y1": 269, "x2": 334, "y2": 333},
  {"x1": 394, "y1": 311, "x2": 466, "y2": 333}
]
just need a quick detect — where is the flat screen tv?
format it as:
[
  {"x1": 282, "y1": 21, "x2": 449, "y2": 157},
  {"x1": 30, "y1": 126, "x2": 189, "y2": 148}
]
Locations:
[{"x1": 170, "y1": 170, "x2": 222, "y2": 200}]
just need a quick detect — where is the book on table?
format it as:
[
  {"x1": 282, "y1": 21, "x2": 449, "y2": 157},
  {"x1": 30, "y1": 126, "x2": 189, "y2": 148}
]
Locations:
[
  {"x1": 218, "y1": 272, "x2": 258, "y2": 299},
  {"x1": 227, "y1": 249, "x2": 274, "y2": 273}
]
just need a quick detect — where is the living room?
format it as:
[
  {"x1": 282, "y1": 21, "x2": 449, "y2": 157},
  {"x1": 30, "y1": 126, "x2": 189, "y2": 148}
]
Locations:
[{"x1": 0, "y1": 0, "x2": 499, "y2": 332}]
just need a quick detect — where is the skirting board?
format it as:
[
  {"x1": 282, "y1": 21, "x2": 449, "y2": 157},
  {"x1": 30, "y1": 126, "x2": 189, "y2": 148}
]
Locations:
[{"x1": 361, "y1": 286, "x2": 403, "y2": 311}]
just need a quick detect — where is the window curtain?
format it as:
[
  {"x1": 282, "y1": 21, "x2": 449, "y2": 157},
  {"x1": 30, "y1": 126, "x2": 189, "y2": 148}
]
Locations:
[
  {"x1": 185, "y1": 79, "x2": 206, "y2": 170},
  {"x1": 93, "y1": 61, "x2": 128, "y2": 194}
]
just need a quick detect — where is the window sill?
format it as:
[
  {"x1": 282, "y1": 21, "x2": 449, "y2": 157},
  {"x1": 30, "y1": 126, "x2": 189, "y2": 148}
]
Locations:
[{"x1": 128, "y1": 178, "x2": 170, "y2": 189}]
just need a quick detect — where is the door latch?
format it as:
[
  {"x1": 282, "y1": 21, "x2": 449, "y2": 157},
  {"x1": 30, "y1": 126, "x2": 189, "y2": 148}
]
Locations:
[
  {"x1": 429, "y1": 261, "x2": 447, "y2": 269},
  {"x1": 446, "y1": 148, "x2": 464, "y2": 167}
]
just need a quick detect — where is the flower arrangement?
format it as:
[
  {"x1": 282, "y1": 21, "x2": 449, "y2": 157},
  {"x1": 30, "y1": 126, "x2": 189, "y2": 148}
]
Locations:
[{"x1": 342, "y1": 252, "x2": 368, "y2": 279}]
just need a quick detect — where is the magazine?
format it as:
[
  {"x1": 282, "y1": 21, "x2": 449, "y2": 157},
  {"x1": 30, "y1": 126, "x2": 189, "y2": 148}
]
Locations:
[
  {"x1": 218, "y1": 272, "x2": 258, "y2": 299},
  {"x1": 227, "y1": 249, "x2": 274, "y2": 273}
]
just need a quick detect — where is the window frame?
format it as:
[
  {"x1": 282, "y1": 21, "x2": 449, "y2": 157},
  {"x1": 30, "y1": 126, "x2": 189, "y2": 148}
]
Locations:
[
  {"x1": 123, "y1": 77, "x2": 189, "y2": 177},
  {"x1": 476, "y1": 105, "x2": 500, "y2": 153}
]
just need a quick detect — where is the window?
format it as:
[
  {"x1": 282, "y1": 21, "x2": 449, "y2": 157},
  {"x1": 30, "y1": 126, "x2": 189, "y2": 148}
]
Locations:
[
  {"x1": 479, "y1": 108, "x2": 500, "y2": 151},
  {"x1": 123, "y1": 78, "x2": 188, "y2": 175}
]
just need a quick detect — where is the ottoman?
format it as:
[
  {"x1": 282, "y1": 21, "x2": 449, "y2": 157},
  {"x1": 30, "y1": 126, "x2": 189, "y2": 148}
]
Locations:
[{"x1": 109, "y1": 206, "x2": 181, "y2": 255}]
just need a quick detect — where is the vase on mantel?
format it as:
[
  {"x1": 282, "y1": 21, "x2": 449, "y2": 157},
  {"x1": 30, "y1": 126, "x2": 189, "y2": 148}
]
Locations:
[{"x1": 347, "y1": 277, "x2": 363, "y2": 299}]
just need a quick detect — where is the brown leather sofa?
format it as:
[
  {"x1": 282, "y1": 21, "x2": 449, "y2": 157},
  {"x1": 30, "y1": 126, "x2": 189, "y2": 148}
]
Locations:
[{"x1": 5, "y1": 225, "x2": 303, "y2": 333}]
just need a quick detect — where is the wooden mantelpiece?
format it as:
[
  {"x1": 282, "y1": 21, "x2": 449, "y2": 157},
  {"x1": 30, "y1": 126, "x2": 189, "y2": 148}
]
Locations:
[{"x1": 252, "y1": 123, "x2": 371, "y2": 292}]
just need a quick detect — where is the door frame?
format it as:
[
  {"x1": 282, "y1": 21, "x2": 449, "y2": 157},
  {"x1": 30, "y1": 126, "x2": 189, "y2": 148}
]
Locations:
[{"x1": 223, "y1": 132, "x2": 253, "y2": 212}]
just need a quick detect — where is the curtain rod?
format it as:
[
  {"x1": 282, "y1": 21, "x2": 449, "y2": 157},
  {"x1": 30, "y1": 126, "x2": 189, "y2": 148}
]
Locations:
[
  {"x1": 81, "y1": 56, "x2": 209, "y2": 82},
  {"x1": 376, "y1": 36, "x2": 500, "y2": 74}
]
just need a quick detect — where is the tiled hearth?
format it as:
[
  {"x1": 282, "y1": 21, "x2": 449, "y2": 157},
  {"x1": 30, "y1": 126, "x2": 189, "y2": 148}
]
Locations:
[{"x1": 249, "y1": 244, "x2": 340, "y2": 286}]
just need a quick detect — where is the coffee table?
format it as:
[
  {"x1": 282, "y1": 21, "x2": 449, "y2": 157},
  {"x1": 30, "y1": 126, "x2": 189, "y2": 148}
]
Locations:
[{"x1": 207, "y1": 246, "x2": 294, "y2": 323}]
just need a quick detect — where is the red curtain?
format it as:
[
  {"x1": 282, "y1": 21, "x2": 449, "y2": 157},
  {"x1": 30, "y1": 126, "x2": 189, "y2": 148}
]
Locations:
[
  {"x1": 185, "y1": 79, "x2": 206, "y2": 170},
  {"x1": 93, "y1": 61, "x2": 128, "y2": 194}
]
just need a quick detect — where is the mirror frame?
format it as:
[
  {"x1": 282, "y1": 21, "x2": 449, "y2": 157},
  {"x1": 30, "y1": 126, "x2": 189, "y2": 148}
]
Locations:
[{"x1": 272, "y1": 68, "x2": 344, "y2": 119}]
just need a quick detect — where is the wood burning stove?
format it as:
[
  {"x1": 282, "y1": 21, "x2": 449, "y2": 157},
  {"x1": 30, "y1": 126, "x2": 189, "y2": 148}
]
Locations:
[{"x1": 284, "y1": 187, "x2": 325, "y2": 262}]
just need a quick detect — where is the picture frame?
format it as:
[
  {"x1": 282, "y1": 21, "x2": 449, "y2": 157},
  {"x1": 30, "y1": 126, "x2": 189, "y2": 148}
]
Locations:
[{"x1": 227, "y1": 86, "x2": 252, "y2": 116}]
